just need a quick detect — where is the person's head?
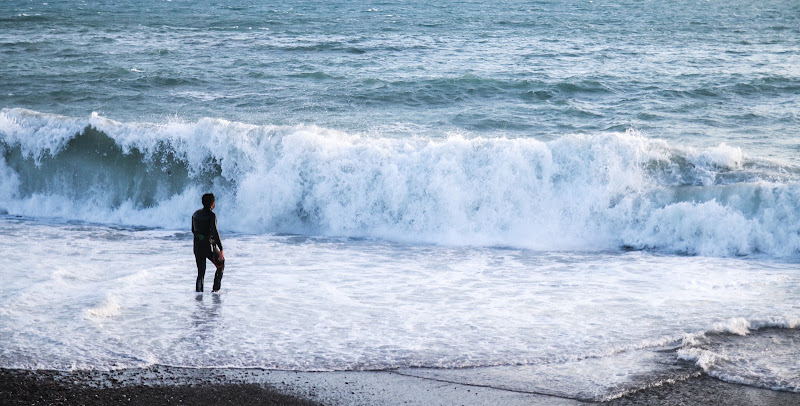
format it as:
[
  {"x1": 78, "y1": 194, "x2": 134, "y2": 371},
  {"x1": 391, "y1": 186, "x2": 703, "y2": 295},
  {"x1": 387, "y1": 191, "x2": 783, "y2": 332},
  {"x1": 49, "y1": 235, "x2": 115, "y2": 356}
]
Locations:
[{"x1": 202, "y1": 193, "x2": 215, "y2": 210}]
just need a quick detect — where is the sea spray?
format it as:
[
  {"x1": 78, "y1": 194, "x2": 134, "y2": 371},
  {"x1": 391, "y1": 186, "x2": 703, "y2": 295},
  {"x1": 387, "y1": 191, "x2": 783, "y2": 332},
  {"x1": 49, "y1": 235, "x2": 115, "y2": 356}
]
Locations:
[{"x1": 2, "y1": 108, "x2": 799, "y2": 257}]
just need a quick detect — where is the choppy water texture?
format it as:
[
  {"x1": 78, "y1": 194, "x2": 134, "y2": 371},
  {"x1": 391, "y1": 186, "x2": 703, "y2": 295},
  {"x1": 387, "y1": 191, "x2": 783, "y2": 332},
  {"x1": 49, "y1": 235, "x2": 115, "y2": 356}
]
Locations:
[
  {"x1": 1, "y1": 0, "x2": 800, "y2": 401},
  {"x1": 2, "y1": 0, "x2": 799, "y2": 155}
]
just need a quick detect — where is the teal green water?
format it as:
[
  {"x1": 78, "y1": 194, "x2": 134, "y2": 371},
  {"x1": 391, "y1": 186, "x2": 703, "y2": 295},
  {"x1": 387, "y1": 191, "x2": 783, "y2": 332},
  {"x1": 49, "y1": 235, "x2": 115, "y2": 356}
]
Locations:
[{"x1": 2, "y1": 0, "x2": 799, "y2": 159}]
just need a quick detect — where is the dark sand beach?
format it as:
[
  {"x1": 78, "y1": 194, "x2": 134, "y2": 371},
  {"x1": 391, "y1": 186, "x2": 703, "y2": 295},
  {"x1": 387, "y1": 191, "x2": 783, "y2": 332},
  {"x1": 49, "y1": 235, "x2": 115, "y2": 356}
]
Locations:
[
  {"x1": 3, "y1": 366, "x2": 799, "y2": 406},
  {"x1": 0, "y1": 368, "x2": 317, "y2": 406}
]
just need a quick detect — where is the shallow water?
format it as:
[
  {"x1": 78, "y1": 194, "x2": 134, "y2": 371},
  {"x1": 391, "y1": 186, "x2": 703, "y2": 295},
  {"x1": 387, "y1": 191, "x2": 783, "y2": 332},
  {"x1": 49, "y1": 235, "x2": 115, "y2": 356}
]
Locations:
[{"x1": 2, "y1": 216, "x2": 798, "y2": 398}]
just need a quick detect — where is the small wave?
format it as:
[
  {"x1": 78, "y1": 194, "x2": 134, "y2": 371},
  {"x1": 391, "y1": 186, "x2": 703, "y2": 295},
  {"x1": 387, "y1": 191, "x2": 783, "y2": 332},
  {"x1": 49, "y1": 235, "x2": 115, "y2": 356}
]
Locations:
[
  {"x1": 287, "y1": 71, "x2": 342, "y2": 80},
  {"x1": 350, "y1": 76, "x2": 616, "y2": 107},
  {"x1": 86, "y1": 295, "x2": 121, "y2": 319},
  {"x1": 281, "y1": 42, "x2": 367, "y2": 54},
  {"x1": 555, "y1": 80, "x2": 613, "y2": 95},
  {"x1": 0, "y1": 14, "x2": 50, "y2": 23},
  {"x1": 134, "y1": 75, "x2": 206, "y2": 88},
  {"x1": 662, "y1": 75, "x2": 800, "y2": 100},
  {"x1": 679, "y1": 317, "x2": 800, "y2": 392}
]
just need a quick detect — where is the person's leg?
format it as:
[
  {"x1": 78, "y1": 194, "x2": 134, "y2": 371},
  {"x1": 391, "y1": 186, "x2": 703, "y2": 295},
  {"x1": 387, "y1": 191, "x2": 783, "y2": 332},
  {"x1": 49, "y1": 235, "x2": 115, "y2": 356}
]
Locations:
[
  {"x1": 195, "y1": 253, "x2": 207, "y2": 292},
  {"x1": 211, "y1": 253, "x2": 225, "y2": 292}
]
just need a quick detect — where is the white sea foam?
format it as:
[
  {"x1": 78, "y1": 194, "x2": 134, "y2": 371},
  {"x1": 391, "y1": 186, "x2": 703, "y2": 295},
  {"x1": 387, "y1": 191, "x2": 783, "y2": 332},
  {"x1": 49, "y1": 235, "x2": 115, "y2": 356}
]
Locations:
[
  {"x1": 678, "y1": 316, "x2": 800, "y2": 392},
  {"x1": 2, "y1": 108, "x2": 800, "y2": 257},
  {"x1": 687, "y1": 143, "x2": 743, "y2": 171},
  {"x1": 87, "y1": 295, "x2": 121, "y2": 319},
  {"x1": 2, "y1": 217, "x2": 798, "y2": 398},
  {"x1": 710, "y1": 316, "x2": 800, "y2": 335}
]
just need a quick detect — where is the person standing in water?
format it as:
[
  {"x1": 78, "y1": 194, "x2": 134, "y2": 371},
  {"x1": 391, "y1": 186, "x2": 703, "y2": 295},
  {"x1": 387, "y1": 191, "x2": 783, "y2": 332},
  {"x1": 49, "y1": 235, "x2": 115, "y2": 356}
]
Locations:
[{"x1": 192, "y1": 193, "x2": 225, "y2": 292}]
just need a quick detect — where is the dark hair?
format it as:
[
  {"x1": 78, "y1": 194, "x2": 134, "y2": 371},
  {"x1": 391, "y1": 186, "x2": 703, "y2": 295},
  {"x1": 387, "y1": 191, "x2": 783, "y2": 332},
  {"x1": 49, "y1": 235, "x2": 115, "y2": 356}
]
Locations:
[{"x1": 202, "y1": 193, "x2": 215, "y2": 209}]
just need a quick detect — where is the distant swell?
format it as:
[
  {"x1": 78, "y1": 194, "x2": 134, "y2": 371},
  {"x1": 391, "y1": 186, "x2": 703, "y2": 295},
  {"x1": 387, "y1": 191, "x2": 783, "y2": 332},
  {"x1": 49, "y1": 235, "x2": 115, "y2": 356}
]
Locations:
[{"x1": 2, "y1": 108, "x2": 800, "y2": 257}]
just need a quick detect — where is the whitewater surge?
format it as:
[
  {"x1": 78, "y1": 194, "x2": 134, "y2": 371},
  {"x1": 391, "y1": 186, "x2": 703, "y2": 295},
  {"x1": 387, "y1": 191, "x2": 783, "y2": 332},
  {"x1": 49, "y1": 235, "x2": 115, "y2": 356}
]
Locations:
[
  {"x1": 3, "y1": 216, "x2": 798, "y2": 395},
  {"x1": 678, "y1": 317, "x2": 800, "y2": 393},
  {"x1": 2, "y1": 108, "x2": 799, "y2": 257}
]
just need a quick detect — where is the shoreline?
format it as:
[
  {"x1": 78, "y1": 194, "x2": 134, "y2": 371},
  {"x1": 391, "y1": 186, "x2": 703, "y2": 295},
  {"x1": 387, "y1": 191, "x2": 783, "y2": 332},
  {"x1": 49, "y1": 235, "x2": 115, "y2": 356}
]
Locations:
[{"x1": 2, "y1": 366, "x2": 799, "y2": 406}]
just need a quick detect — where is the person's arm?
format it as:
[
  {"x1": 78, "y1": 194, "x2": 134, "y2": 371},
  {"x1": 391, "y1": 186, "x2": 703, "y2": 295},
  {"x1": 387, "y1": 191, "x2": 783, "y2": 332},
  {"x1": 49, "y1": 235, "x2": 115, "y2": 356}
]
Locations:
[{"x1": 212, "y1": 214, "x2": 224, "y2": 259}]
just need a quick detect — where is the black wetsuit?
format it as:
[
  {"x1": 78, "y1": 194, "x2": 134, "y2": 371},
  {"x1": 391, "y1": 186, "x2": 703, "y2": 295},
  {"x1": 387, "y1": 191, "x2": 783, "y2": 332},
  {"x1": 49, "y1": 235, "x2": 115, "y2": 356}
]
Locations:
[{"x1": 192, "y1": 208, "x2": 224, "y2": 292}]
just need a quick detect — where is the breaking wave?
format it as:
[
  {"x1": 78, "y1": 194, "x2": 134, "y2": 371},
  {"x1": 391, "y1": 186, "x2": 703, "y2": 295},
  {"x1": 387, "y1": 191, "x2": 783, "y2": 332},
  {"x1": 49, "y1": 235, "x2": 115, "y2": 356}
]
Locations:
[{"x1": 2, "y1": 108, "x2": 800, "y2": 257}]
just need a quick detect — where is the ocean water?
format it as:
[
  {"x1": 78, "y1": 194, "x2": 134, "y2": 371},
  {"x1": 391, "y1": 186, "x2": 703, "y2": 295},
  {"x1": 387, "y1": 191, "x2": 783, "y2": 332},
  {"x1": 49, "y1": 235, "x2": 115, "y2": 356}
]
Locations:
[{"x1": 2, "y1": 0, "x2": 799, "y2": 401}]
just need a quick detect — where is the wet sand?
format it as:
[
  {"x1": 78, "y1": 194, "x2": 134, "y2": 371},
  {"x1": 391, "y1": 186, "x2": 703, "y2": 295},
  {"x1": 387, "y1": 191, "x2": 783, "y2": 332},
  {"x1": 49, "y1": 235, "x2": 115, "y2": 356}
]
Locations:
[
  {"x1": 0, "y1": 368, "x2": 317, "y2": 406},
  {"x1": 2, "y1": 366, "x2": 799, "y2": 406},
  {"x1": 609, "y1": 374, "x2": 800, "y2": 406}
]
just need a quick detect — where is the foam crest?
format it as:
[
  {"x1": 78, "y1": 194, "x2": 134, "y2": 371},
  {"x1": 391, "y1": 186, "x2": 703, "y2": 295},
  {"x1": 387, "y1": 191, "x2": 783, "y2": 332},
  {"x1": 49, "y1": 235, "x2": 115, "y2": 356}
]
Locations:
[
  {"x1": 678, "y1": 317, "x2": 800, "y2": 392},
  {"x1": 0, "y1": 109, "x2": 87, "y2": 163},
  {"x1": 687, "y1": 143, "x2": 743, "y2": 171},
  {"x1": 709, "y1": 316, "x2": 800, "y2": 335},
  {"x1": 86, "y1": 295, "x2": 121, "y2": 319},
  {"x1": 2, "y1": 109, "x2": 800, "y2": 257}
]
